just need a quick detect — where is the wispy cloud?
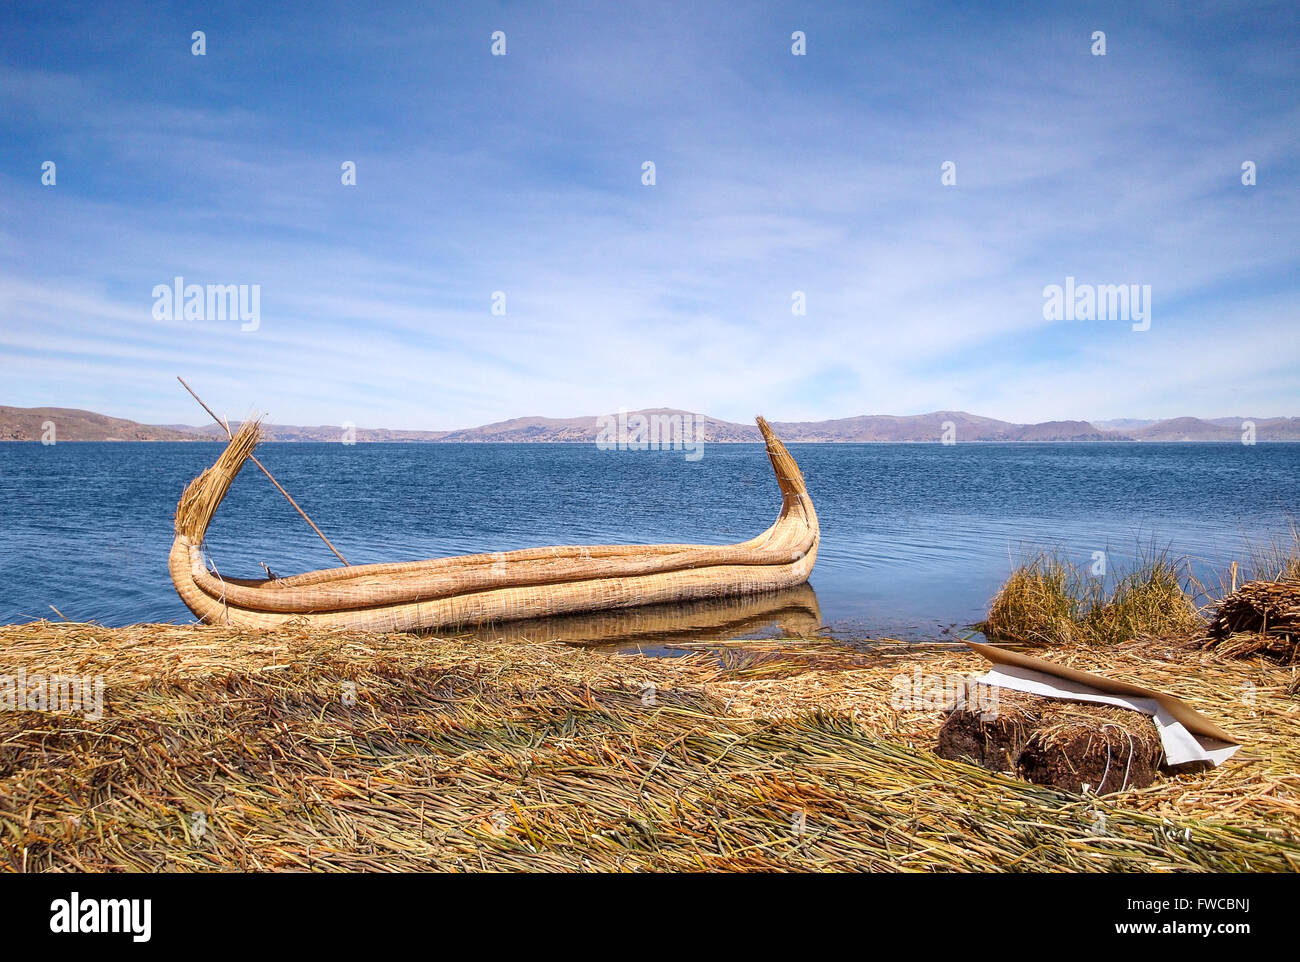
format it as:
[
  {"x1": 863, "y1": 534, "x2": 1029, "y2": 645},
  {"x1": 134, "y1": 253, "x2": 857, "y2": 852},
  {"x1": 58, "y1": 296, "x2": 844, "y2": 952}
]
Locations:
[{"x1": 0, "y1": 2, "x2": 1296, "y2": 428}]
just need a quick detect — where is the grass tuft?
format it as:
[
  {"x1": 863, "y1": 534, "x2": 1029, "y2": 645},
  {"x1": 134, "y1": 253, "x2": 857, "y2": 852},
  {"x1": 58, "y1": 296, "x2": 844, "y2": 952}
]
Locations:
[{"x1": 981, "y1": 549, "x2": 1201, "y2": 647}]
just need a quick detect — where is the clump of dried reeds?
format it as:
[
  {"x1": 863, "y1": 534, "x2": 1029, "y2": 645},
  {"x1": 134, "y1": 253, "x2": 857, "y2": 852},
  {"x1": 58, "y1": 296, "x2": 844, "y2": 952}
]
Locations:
[
  {"x1": 1205, "y1": 580, "x2": 1300, "y2": 663},
  {"x1": 1018, "y1": 704, "x2": 1165, "y2": 795},
  {"x1": 980, "y1": 550, "x2": 1201, "y2": 647},
  {"x1": 0, "y1": 622, "x2": 1296, "y2": 872},
  {"x1": 939, "y1": 689, "x2": 1164, "y2": 795}
]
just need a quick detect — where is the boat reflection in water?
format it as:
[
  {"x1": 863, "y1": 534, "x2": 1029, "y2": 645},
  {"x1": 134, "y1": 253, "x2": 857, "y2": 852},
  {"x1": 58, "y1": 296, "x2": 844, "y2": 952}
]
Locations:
[{"x1": 437, "y1": 584, "x2": 824, "y2": 655}]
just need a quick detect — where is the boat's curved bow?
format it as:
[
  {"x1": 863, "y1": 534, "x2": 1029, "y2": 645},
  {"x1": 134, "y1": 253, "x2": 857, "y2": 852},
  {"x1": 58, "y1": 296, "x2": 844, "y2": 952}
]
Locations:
[{"x1": 169, "y1": 416, "x2": 819, "y2": 630}]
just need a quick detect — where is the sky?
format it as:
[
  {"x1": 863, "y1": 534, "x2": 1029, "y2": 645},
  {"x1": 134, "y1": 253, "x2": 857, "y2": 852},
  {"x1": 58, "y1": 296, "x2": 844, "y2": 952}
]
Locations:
[{"x1": 1, "y1": 1, "x2": 1297, "y2": 430}]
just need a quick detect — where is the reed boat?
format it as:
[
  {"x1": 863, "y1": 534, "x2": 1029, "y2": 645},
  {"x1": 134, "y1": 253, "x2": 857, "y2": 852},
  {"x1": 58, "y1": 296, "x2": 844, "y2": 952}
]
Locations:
[{"x1": 169, "y1": 415, "x2": 819, "y2": 631}]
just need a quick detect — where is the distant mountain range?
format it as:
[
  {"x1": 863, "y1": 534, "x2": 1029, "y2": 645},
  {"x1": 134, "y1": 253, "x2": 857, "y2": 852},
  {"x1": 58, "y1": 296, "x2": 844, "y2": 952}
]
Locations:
[{"x1": 3, "y1": 404, "x2": 1299, "y2": 442}]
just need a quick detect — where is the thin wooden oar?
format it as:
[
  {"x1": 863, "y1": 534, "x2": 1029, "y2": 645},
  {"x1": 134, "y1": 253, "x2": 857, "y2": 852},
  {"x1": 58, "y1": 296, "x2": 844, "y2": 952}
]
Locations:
[{"x1": 177, "y1": 377, "x2": 350, "y2": 566}]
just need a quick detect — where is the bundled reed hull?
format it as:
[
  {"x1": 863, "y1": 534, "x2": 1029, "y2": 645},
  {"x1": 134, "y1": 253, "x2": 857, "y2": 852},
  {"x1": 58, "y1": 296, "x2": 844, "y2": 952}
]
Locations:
[{"x1": 169, "y1": 417, "x2": 819, "y2": 630}]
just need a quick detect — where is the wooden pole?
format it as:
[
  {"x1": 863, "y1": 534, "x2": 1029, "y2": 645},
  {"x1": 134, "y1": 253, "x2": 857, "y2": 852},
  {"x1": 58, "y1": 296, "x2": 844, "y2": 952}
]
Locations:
[{"x1": 177, "y1": 377, "x2": 350, "y2": 566}]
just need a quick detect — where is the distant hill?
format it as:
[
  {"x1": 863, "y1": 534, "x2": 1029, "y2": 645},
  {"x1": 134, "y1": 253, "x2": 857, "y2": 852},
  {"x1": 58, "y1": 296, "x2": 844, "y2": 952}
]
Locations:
[
  {"x1": 768, "y1": 411, "x2": 1022, "y2": 442},
  {"x1": 436, "y1": 409, "x2": 761, "y2": 443},
  {"x1": 1013, "y1": 420, "x2": 1117, "y2": 442},
  {"x1": 1124, "y1": 417, "x2": 1240, "y2": 442},
  {"x1": 1120, "y1": 417, "x2": 1300, "y2": 441},
  {"x1": 0, "y1": 406, "x2": 204, "y2": 441},
  {"x1": 5, "y1": 405, "x2": 1299, "y2": 442},
  {"x1": 1252, "y1": 417, "x2": 1300, "y2": 438}
]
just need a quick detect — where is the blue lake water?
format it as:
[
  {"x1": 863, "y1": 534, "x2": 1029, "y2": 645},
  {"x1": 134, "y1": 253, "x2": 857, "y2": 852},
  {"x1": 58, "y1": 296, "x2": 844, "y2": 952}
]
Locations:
[{"x1": 0, "y1": 441, "x2": 1296, "y2": 647}]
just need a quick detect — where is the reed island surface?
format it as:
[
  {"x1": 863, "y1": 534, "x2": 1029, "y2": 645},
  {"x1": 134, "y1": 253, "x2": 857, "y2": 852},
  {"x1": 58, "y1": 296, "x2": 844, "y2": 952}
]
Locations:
[{"x1": 0, "y1": 607, "x2": 1296, "y2": 872}]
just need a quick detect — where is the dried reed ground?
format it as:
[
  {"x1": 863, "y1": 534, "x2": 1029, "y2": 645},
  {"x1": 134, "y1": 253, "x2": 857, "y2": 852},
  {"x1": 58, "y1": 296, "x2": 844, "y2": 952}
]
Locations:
[{"x1": 1, "y1": 622, "x2": 1297, "y2": 872}]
